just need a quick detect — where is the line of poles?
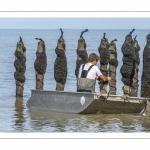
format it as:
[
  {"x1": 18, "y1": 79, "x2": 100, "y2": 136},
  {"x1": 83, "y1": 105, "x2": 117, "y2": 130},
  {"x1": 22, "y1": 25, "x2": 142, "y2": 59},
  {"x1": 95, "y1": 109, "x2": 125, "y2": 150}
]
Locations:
[{"x1": 14, "y1": 28, "x2": 150, "y2": 99}]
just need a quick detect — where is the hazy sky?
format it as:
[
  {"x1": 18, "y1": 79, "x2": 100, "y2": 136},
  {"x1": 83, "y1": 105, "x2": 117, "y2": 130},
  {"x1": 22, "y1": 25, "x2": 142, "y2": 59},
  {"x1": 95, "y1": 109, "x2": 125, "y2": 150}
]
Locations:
[{"x1": 0, "y1": 18, "x2": 150, "y2": 29}]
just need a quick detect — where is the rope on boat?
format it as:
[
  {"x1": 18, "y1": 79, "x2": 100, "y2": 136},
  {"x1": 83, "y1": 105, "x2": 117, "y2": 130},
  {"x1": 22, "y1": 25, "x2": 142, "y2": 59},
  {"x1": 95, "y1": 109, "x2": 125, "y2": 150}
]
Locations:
[
  {"x1": 98, "y1": 82, "x2": 110, "y2": 101},
  {"x1": 100, "y1": 91, "x2": 110, "y2": 101},
  {"x1": 140, "y1": 97, "x2": 150, "y2": 116},
  {"x1": 123, "y1": 96, "x2": 130, "y2": 103}
]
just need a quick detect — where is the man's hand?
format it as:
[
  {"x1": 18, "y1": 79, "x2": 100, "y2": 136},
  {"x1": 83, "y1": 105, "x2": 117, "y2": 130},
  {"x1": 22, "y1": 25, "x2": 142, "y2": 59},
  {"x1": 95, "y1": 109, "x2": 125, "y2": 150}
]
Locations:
[
  {"x1": 97, "y1": 75, "x2": 111, "y2": 82},
  {"x1": 96, "y1": 76, "x2": 100, "y2": 80},
  {"x1": 107, "y1": 77, "x2": 111, "y2": 81}
]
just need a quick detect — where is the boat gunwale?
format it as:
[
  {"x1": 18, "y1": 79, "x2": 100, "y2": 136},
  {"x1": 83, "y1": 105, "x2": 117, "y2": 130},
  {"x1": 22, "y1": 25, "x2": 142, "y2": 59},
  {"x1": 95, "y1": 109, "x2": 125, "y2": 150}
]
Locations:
[
  {"x1": 30, "y1": 89, "x2": 97, "y2": 95},
  {"x1": 30, "y1": 89, "x2": 148, "y2": 104}
]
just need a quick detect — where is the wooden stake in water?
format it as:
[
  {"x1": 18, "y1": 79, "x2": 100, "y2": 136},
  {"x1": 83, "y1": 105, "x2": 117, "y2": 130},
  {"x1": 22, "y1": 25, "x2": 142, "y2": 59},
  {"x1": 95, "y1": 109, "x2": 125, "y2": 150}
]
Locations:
[
  {"x1": 98, "y1": 33, "x2": 110, "y2": 94},
  {"x1": 109, "y1": 39, "x2": 118, "y2": 95},
  {"x1": 34, "y1": 38, "x2": 47, "y2": 90},
  {"x1": 130, "y1": 36, "x2": 140, "y2": 97},
  {"x1": 141, "y1": 34, "x2": 150, "y2": 98},
  {"x1": 14, "y1": 37, "x2": 26, "y2": 97},
  {"x1": 54, "y1": 28, "x2": 67, "y2": 91},
  {"x1": 120, "y1": 29, "x2": 135, "y2": 98},
  {"x1": 75, "y1": 29, "x2": 88, "y2": 78}
]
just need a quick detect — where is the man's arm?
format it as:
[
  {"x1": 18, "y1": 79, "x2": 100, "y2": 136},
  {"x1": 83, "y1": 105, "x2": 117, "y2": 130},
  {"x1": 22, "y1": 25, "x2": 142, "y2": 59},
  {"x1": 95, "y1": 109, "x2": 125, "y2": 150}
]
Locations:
[
  {"x1": 97, "y1": 75, "x2": 111, "y2": 82},
  {"x1": 95, "y1": 67, "x2": 111, "y2": 82}
]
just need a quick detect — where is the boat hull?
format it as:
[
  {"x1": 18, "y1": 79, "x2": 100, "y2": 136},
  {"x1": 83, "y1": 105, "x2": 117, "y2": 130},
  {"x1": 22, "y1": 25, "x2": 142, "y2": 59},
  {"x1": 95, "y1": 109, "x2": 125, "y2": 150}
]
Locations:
[{"x1": 27, "y1": 90, "x2": 147, "y2": 114}]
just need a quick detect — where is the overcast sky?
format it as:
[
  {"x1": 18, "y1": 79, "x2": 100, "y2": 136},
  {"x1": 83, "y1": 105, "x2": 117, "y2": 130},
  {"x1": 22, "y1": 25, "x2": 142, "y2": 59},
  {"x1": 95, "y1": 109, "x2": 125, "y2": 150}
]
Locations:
[{"x1": 0, "y1": 18, "x2": 150, "y2": 29}]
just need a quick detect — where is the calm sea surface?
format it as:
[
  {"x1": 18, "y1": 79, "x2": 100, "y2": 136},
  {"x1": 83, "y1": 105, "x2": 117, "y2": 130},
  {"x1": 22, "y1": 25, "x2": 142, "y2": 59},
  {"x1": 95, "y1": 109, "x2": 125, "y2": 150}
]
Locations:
[{"x1": 0, "y1": 29, "x2": 150, "y2": 132}]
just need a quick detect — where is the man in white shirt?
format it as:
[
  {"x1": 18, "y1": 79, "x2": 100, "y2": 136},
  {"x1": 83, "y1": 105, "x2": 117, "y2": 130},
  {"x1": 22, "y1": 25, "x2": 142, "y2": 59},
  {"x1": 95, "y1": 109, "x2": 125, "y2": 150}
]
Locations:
[{"x1": 77, "y1": 53, "x2": 111, "y2": 93}]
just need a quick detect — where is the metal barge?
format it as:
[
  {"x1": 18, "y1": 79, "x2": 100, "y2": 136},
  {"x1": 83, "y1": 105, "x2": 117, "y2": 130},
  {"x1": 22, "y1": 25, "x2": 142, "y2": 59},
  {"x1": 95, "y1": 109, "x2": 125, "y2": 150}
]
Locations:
[{"x1": 26, "y1": 89, "x2": 149, "y2": 115}]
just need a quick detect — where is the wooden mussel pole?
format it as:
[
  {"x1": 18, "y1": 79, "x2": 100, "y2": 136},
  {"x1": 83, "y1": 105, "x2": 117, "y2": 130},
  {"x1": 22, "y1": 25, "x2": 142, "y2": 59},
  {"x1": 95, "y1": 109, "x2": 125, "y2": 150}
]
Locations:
[
  {"x1": 109, "y1": 39, "x2": 118, "y2": 95},
  {"x1": 14, "y1": 37, "x2": 26, "y2": 97},
  {"x1": 34, "y1": 38, "x2": 47, "y2": 90},
  {"x1": 141, "y1": 34, "x2": 150, "y2": 98},
  {"x1": 98, "y1": 33, "x2": 110, "y2": 94},
  {"x1": 130, "y1": 35, "x2": 140, "y2": 97},
  {"x1": 120, "y1": 29, "x2": 135, "y2": 97},
  {"x1": 54, "y1": 28, "x2": 67, "y2": 91},
  {"x1": 75, "y1": 29, "x2": 88, "y2": 78}
]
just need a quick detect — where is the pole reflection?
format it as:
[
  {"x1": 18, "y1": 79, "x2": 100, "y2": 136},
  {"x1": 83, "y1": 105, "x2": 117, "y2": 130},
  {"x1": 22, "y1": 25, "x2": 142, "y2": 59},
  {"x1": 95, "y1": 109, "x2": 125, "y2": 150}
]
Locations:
[{"x1": 14, "y1": 97, "x2": 25, "y2": 130}]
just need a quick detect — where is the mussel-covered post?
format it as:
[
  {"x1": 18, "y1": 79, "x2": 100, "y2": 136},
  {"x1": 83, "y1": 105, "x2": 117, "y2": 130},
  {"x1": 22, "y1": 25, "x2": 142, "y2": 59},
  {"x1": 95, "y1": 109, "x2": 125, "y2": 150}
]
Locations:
[
  {"x1": 120, "y1": 29, "x2": 135, "y2": 97},
  {"x1": 34, "y1": 38, "x2": 47, "y2": 90},
  {"x1": 130, "y1": 36, "x2": 140, "y2": 97},
  {"x1": 14, "y1": 37, "x2": 26, "y2": 97},
  {"x1": 98, "y1": 33, "x2": 110, "y2": 94},
  {"x1": 109, "y1": 39, "x2": 118, "y2": 95},
  {"x1": 141, "y1": 34, "x2": 150, "y2": 98},
  {"x1": 54, "y1": 29, "x2": 67, "y2": 91},
  {"x1": 75, "y1": 29, "x2": 88, "y2": 78}
]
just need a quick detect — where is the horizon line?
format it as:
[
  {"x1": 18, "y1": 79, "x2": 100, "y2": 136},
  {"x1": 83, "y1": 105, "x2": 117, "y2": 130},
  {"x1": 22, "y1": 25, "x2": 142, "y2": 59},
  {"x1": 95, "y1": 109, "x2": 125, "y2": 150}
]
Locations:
[{"x1": 0, "y1": 28, "x2": 149, "y2": 30}]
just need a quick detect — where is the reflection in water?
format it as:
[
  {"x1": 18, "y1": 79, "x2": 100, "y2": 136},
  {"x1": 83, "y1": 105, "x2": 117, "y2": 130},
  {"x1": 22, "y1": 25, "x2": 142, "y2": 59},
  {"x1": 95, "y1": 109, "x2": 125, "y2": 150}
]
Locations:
[
  {"x1": 28, "y1": 110, "x2": 82, "y2": 132},
  {"x1": 1, "y1": 96, "x2": 150, "y2": 132},
  {"x1": 14, "y1": 97, "x2": 25, "y2": 131},
  {"x1": 28, "y1": 110, "x2": 150, "y2": 132}
]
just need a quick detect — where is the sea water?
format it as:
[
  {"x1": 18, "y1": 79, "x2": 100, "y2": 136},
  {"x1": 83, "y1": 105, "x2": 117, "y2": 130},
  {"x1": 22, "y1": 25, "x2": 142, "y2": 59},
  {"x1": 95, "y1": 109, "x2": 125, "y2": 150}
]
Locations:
[{"x1": 0, "y1": 29, "x2": 150, "y2": 132}]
